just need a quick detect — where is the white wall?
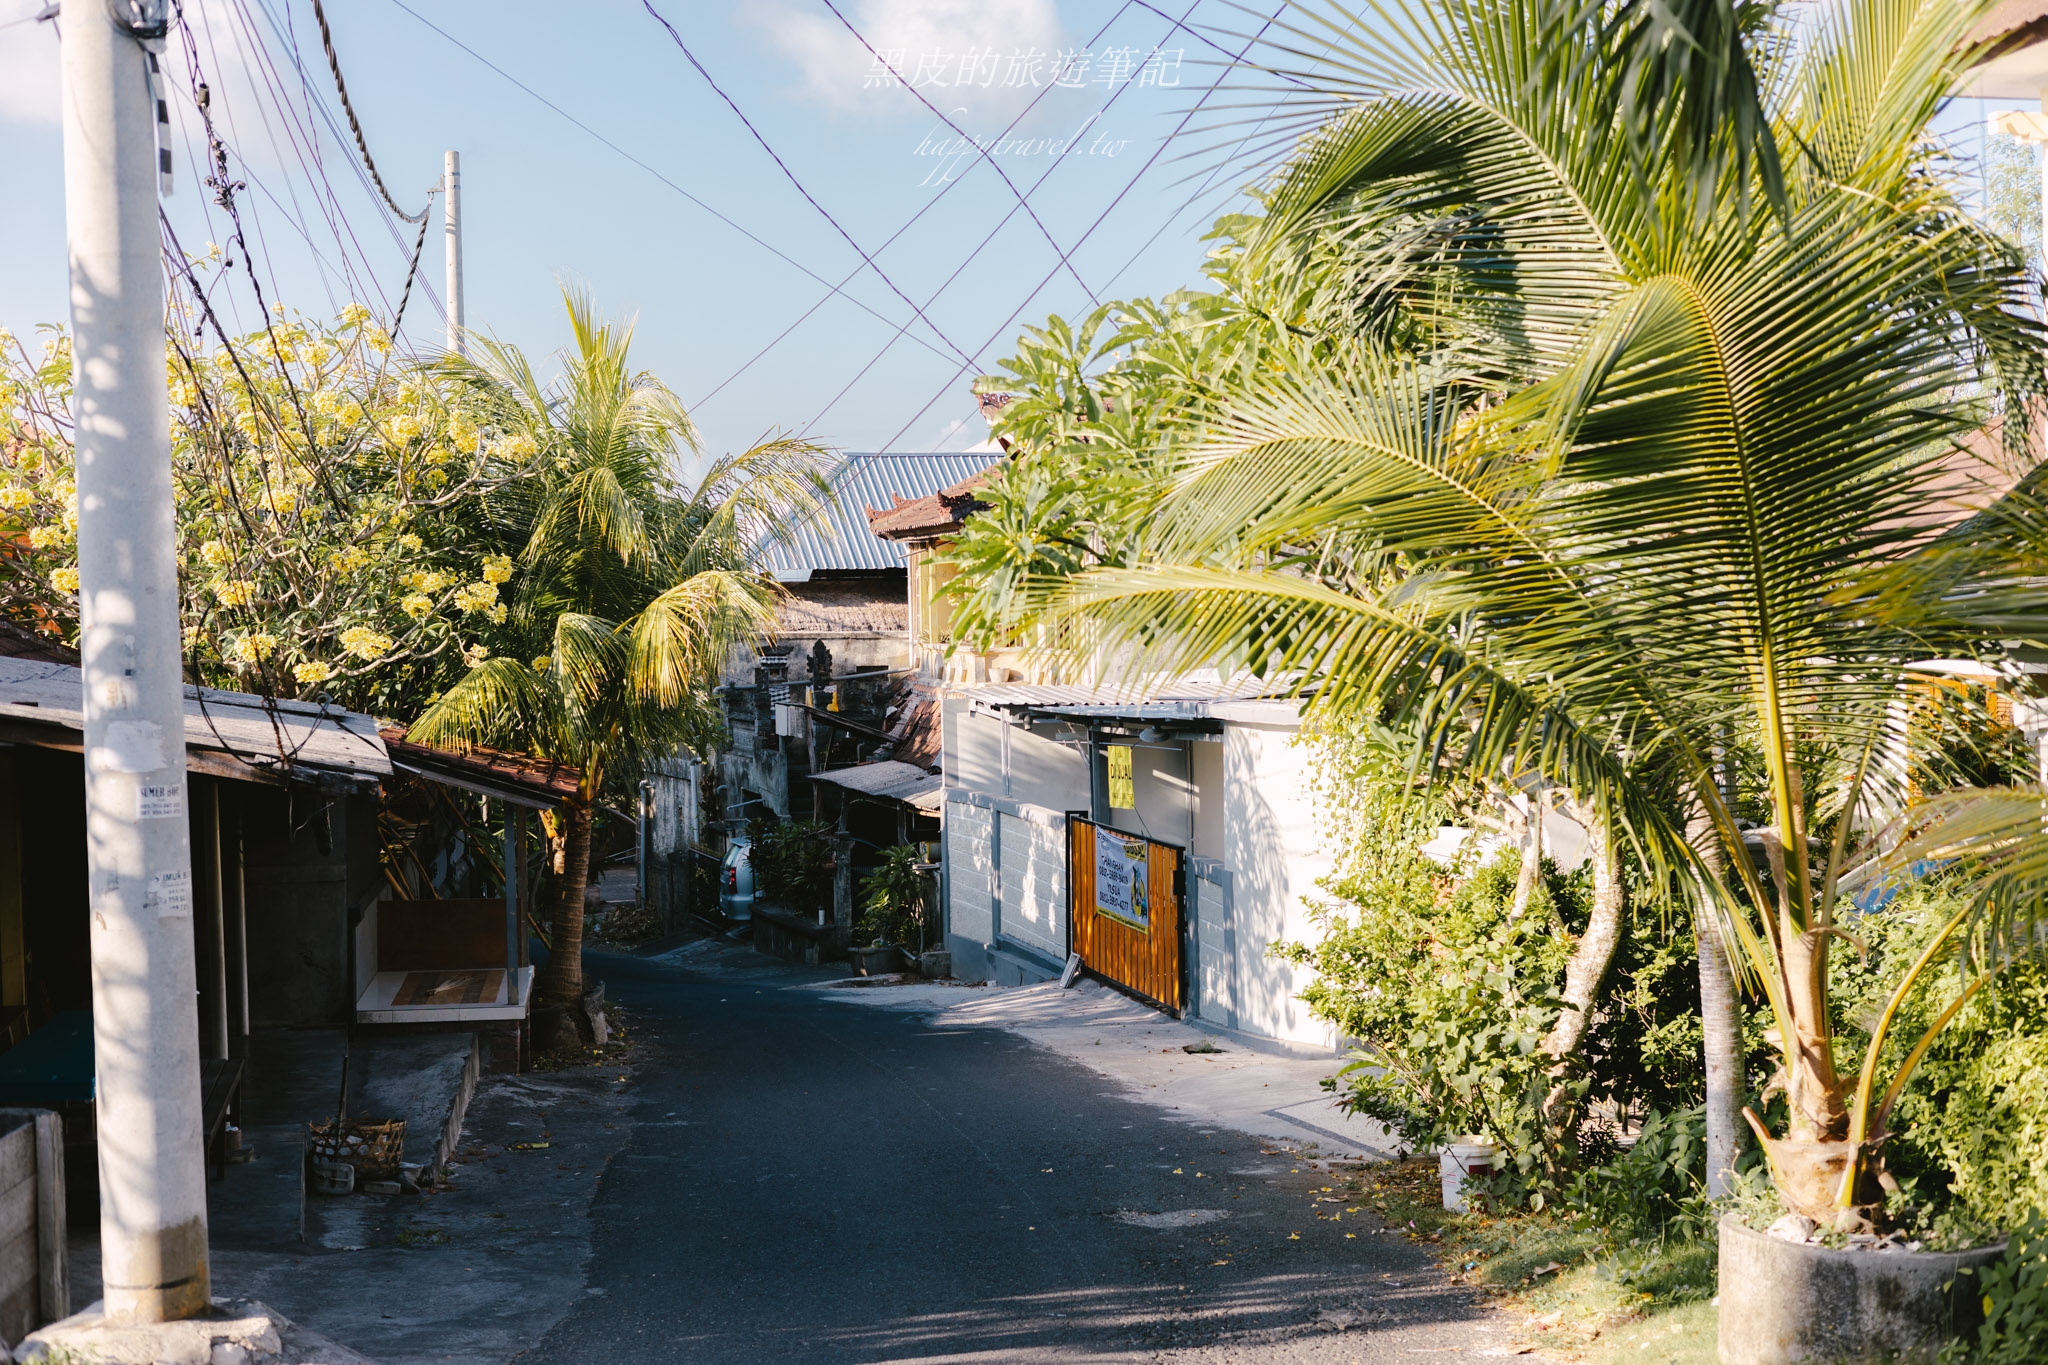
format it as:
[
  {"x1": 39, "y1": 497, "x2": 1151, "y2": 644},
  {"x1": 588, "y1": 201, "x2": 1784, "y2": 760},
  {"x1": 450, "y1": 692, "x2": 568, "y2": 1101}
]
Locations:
[
  {"x1": 943, "y1": 697, "x2": 1089, "y2": 812},
  {"x1": 1220, "y1": 722, "x2": 1336, "y2": 1048},
  {"x1": 946, "y1": 798, "x2": 994, "y2": 951}
]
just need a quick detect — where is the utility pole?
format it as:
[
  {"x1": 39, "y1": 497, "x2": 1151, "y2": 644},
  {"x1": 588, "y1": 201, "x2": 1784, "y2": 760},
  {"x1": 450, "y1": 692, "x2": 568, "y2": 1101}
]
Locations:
[
  {"x1": 444, "y1": 149, "x2": 465, "y2": 357},
  {"x1": 60, "y1": 0, "x2": 211, "y2": 1324}
]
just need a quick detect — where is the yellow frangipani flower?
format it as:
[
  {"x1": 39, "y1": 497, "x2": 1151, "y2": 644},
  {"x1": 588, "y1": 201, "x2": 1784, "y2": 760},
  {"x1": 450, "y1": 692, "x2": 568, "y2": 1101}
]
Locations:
[
  {"x1": 293, "y1": 660, "x2": 332, "y2": 685},
  {"x1": 339, "y1": 626, "x2": 393, "y2": 660},
  {"x1": 481, "y1": 554, "x2": 513, "y2": 584},
  {"x1": 230, "y1": 632, "x2": 278, "y2": 663},
  {"x1": 200, "y1": 540, "x2": 234, "y2": 568},
  {"x1": 50, "y1": 567, "x2": 78, "y2": 594},
  {"x1": 400, "y1": 593, "x2": 435, "y2": 620}
]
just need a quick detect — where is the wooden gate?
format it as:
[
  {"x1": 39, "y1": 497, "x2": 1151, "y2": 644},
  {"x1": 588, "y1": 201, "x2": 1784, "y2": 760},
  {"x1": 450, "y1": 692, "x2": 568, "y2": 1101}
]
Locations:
[{"x1": 1067, "y1": 816, "x2": 1184, "y2": 1013}]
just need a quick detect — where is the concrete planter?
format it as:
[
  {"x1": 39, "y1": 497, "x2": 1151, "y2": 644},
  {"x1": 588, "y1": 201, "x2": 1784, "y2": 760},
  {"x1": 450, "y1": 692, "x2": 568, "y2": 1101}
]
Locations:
[
  {"x1": 1717, "y1": 1215, "x2": 2005, "y2": 1364},
  {"x1": 918, "y1": 949, "x2": 952, "y2": 979},
  {"x1": 849, "y1": 944, "x2": 903, "y2": 976}
]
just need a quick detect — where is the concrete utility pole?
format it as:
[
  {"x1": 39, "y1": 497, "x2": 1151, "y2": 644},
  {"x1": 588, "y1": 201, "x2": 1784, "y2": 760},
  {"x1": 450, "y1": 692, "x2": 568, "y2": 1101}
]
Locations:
[
  {"x1": 60, "y1": 0, "x2": 212, "y2": 1324},
  {"x1": 444, "y1": 149, "x2": 465, "y2": 357}
]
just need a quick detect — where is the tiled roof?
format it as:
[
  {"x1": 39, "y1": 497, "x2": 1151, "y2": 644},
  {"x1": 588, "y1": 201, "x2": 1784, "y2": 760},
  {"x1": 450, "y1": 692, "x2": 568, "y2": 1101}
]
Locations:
[
  {"x1": 761, "y1": 453, "x2": 995, "y2": 578},
  {"x1": 380, "y1": 727, "x2": 582, "y2": 807},
  {"x1": 865, "y1": 468, "x2": 1000, "y2": 541}
]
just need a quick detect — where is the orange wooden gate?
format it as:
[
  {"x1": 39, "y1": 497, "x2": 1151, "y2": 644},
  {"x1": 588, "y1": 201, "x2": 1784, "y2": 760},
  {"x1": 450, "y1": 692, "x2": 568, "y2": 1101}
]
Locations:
[{"x1": 1068, "y1": 816, "x2": 1184, "y2": 1013}]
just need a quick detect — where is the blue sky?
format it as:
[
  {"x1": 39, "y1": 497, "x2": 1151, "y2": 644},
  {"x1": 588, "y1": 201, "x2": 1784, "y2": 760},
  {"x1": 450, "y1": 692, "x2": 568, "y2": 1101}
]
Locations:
[
  {"x1": 0, "y1": 1, "x2": 2031, "y2": 465},
  {"x1": 0, "y1": 0, "x2": 1277, "y2": 462}
]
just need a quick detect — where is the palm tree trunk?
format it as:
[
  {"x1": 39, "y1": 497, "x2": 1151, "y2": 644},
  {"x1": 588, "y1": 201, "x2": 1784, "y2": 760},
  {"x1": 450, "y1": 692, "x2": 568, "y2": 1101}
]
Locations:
[
  {"x1": 1687, "y1": 792, "x2": 1746, "y2": 1197},
  {"x1": 1698, "y1": 921, "x2": 1745, "y2": 1196},
  {"x1": 538, "y1": 794, "x2": 592, "y2": 1006}
]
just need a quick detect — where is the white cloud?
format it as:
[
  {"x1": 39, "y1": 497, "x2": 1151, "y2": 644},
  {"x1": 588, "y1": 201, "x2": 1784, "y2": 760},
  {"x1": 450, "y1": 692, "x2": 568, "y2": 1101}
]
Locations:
[{"x1": 752, "y1": 0, "x2": 1067, "y2": 114}]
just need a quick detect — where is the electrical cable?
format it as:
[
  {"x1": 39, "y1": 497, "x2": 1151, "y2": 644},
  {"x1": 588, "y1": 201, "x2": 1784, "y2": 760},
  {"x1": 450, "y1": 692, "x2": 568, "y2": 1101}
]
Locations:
[
  {"x1": 692, "y1": 0, "x2": 1144, "y2": 411},
  {"x1": 307, "y1": 0, "x2": 429, "y2": 222},
  {"x1": 872, "y1": 3, "x2": 1284, "y2": 452},
  {"x1": 638, "y1": 1, "x2": 980, "y2": 369},
  {"x1": 795, "y1": 0, "x2": 1207, "y2": 440},
  {"x1": 380, "y1": 0, "x2": 963, "y2": 368},
  {"x1": 816, "y1": 0, "x2": 1103, "y2": 306}
]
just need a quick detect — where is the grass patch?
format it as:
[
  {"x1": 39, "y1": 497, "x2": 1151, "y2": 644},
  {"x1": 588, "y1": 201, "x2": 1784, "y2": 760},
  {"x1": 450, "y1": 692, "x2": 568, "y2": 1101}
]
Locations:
[{"x1": 1332, "y1": 1158, "x2": 1717, "y2": 1361}]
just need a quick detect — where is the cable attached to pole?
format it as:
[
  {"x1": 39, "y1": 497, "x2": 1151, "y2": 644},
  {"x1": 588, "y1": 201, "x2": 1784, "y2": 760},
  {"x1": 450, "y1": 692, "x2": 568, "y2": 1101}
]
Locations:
[{"x1": 309, "y1": 0, "x2": 429, "y2": 223}]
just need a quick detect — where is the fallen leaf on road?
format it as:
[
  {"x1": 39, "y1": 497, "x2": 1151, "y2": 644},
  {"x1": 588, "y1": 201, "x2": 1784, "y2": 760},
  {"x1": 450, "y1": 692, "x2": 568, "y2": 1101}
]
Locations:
[
  {"x1": 1533, "y1": 1262, "x2": 1565, "y2": 1276},
  {"x1": 507, "y1": 1142, "x2": 550, "y2": 1151}
]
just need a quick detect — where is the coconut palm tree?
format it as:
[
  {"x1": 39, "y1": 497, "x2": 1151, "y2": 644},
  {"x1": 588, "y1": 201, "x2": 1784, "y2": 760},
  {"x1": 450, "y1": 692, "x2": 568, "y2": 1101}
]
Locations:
[
  {"x1": 1015, "y1": 0, "x2": 2044, "y2": 1224},
  {"x1": 409, "y1": 292, "x2": 828, "y2": 1026}
]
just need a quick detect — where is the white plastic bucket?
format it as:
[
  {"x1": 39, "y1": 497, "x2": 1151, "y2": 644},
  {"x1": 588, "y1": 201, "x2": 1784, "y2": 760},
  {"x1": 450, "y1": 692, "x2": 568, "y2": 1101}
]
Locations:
[{"x1": 1439, "y1": 1140, "x2": 1498, "y2": 1212}]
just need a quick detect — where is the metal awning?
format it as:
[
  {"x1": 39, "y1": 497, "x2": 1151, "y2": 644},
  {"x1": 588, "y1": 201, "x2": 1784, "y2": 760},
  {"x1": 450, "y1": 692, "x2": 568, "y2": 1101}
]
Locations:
[{"x1": 809, "y1": 760, "x2": 944, "y2": 813}]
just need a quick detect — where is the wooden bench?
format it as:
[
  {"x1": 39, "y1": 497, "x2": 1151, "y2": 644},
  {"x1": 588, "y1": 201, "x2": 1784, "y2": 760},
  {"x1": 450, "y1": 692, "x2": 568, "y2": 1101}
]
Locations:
[{"x1": 199, "y1": 1057, "x2": 244, "y2": 1181}]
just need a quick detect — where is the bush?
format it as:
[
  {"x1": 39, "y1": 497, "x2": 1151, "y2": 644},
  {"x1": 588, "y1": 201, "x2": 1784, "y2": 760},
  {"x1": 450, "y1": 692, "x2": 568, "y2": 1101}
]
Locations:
[
  {"x1": 1828, "y1": 879, "x2": 2048, "y2": 1235},
  {"x1": 748, "y1": 818, "x2": 831, "y2": 912},
  {"x1": 857, "y1": 844, "x2": 932, "y2": 949},
  {"x1": 1946, "y1": 1213, "x2": 2048, "y2": 1364}
]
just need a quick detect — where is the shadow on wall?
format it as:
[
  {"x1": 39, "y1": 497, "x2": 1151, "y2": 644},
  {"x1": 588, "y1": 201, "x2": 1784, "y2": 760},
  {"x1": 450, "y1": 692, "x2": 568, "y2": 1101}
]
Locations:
[{"x1": 1224, "y1": 727, "x2": 1334, "y2": 1048}]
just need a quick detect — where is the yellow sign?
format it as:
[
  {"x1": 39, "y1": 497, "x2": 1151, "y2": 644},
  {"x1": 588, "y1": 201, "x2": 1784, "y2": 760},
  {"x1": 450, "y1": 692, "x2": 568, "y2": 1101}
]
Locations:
[{"x1": 1107, "y1": 744, "x2": 1134, "y2": 809}]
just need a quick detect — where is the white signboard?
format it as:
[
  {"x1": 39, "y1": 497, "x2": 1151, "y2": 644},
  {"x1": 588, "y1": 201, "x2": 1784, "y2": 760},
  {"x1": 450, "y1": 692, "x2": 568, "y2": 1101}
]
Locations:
[{"x1": 1093, "y1": 831, "x2": 1150, "y2": 931}]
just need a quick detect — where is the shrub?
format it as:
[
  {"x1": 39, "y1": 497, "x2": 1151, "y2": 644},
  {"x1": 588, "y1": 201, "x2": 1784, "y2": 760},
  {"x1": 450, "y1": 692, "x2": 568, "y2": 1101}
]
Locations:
[
  {"x1": 748, "y1": 818, "x2": 831, "y2": 912},
  {"x1": 1945, "y1": 1213, "x2": 2048, "y2": 1364},
  {"x1": 857, "y1": 844, "x2": 932, "y2": 949}
]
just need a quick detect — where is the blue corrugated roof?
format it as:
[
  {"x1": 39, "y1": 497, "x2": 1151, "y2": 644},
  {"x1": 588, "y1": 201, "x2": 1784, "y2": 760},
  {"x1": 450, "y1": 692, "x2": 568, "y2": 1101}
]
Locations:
[{"x1": 759, "y1": 451, "x2": 997, "y2": 578}]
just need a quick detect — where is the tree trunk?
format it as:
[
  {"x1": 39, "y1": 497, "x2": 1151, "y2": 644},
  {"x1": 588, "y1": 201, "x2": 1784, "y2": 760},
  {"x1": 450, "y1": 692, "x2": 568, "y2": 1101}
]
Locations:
[
  {"x1": 1698, "y1": 920, "x2": 1745, "y2": 1196},
  {"x1": 1542, "y1": 808, "x2": 1625, "y2": 1063},
  {"x1": 1687, "y1": 794, "x2": 1747, "y2": 1198},
  {"x1": 1539, "y1": 805, "x2": 1626, "y2": 1131},
  {"x1": 1509, "y1": 788, "x2": 1544, "y2": 921},
  {"x1": 537, "y1": 794, "x2": 592, "y2": 1007}
]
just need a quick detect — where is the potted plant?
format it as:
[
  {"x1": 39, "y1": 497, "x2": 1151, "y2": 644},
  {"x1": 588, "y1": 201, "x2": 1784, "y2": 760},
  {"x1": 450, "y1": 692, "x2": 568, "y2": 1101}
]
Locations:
[{"x1": 853, "y1": 845, "x2": 931, "y2": 975}]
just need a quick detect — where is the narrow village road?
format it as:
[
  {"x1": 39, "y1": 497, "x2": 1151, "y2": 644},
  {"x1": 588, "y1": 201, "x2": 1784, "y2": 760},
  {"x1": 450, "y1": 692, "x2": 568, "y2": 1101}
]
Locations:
[{"x1": 524, "y1": 945, "x2": 1510, "y2": 1364}]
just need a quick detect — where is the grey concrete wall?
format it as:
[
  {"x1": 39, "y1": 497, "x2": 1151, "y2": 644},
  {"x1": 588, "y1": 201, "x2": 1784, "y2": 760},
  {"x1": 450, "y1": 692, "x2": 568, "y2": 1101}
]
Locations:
[
  {"x1": 244, "y1": 788, "x2": 375, "y2": 1028},
  {"x1": 943, "y1": 699, "x2": 1088, "y2": 812},
  {"x1": 1190, "y1": 739, "x2": 1225, "y2": 861},
  {"x1": 943, "y1": 796, "x2": 993, "y2": 981},
  {"x1": 995, "y1": 806, "x2": 1067, "y2": 963}
]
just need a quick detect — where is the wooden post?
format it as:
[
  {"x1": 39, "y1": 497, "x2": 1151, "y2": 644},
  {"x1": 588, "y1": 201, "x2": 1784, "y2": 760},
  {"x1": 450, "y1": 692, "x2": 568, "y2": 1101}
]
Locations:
[
  {"x1": 31, "y1": 1111, "x2": 65, "y2": 1324},
  {"x1": 503, "y1": 807, "x2": 519, "y2": 1007}
]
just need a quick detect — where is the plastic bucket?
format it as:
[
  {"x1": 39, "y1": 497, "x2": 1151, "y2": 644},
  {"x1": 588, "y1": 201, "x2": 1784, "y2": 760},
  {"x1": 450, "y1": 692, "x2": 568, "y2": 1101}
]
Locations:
[{"x1": 1438, "y1": 1140, "x2": 1497, "y2": 1212}]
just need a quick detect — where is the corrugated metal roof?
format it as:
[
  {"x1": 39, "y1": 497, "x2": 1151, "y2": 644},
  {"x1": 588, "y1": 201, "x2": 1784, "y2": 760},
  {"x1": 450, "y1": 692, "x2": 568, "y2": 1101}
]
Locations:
[
  {"x1": 809, "y1": 759, "x2": 944, "y2": 812},
  {"x1": 760, "y1": 453, "x2": 997, "y2": 579},
  {"x1": 0, "y1": 656, "x2": 390, "y2": 782}
]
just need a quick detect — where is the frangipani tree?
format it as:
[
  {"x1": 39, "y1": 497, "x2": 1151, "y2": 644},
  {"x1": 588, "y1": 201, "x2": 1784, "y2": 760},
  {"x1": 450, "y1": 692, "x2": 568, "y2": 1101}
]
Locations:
[
  {"x1": 982, "y1": 0, "x2": 2046, "y2": 1226},
  {"x1": 0, "y1": 284, "x2": 531, "y2": 717},
  {"x1": 408, "y1": 292, "x2": 829, "y2": 1017}
]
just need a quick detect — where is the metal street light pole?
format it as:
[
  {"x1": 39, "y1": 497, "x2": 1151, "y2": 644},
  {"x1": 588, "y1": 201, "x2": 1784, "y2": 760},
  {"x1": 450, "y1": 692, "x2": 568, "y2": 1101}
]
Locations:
[{"x1": 60, "y1": 0, "x2": 212, "y2": 1322}]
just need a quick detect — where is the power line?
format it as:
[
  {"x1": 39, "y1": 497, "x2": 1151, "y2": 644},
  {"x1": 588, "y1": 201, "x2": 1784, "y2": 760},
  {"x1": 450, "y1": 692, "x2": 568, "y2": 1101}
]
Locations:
[
  {"x1": 379, "y1": 0, "x2": 963, "y2": 369},
  {"x1": 874, "y1": 1, "x2": 1285, "y2": 452},
  {"x1": 797, "y1": 0, "x2": 1207, "y2": 439},
  {"x1": 693, "y1": 0, "x2": 1145, "y2": 412},
  {"x1": 638, "y1": 1, "x2": 979, "y2": 371},
  {"x1": 308, "y1": 0, "x2": 429, "y2": 222},
  {"x1": 819, "y1": 0, "x2": 1105, "y2": 307}
]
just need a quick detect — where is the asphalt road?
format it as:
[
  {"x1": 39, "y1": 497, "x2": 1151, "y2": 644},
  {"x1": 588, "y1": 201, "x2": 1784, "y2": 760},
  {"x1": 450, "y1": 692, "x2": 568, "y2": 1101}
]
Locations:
[{"x1": 523, "y1": 946, "x2": 1507, "y2": 1365}]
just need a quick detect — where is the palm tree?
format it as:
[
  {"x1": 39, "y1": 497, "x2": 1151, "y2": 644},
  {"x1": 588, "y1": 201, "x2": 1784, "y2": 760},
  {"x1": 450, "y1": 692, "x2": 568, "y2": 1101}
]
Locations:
[
  {"x1": 1012, "y1": 0, "x2": 2043, "y2": 1224},
  {"x1": 410, "y1": 292, "x2": 828, "y2": 1025}
]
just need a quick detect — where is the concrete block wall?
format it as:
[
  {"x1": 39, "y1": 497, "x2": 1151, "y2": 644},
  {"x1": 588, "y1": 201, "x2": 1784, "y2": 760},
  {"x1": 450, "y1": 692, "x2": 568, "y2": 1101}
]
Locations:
[{"x1": 996, "y1": 807, "x2": 1067, "y2": 964}]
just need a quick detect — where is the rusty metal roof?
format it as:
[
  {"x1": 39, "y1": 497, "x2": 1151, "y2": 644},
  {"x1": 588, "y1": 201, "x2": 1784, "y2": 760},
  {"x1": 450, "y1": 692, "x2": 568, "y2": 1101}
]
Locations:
[{"x1": 380, "y1": 727, "x2": 582, "y2": 808}]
